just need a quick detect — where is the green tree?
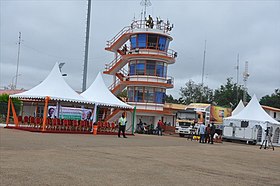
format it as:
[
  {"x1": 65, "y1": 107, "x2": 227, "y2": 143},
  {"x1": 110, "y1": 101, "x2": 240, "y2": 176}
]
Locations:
[
  {"x1": 0, "y1": 94, "x2": 22, "y2": 121},
  {"x1": 213, "y1": 78, "x2": 250, "y2": 108},
  {"x1": 165, "y1": 94, "x2": 181, "y2": 104},
  {"x1": 260, "y1": 89, "x2": 280, "y2": 108},
  {"x1": 179, "y1": 80, "x2": 213, "y2": 104}
]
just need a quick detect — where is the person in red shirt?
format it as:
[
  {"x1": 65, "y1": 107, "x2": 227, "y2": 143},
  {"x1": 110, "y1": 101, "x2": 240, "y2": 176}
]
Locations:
[{"x1": 157, "y1": 119, "x2": 164, "y2": 136}]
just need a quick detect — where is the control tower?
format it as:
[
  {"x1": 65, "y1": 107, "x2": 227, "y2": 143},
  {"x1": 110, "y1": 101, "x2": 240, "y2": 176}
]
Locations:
[{"x1": 103, "y1": 13, "x2": 177, "y2": 126}]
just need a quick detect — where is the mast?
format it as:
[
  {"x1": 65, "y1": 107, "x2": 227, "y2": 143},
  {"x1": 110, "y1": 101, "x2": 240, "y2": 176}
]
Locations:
[
  {"x1": 236, "y1": 53, "x2": 239, "y2": 102},
  {"x1": 140, "y1": 0, "x2": 152, "y2": 19},
  {"x1": 243, "y1": 61, "x2": 249, "y2": 103},
  {"x1": 15, "y1": 32, "x2": 21, "y2": 90},
  {"x1": 200, "y1": 40, "x2": 207, "y2": 102},
  {"x1": 82, "y1": 0, "x2": 92, "y2": 91}
]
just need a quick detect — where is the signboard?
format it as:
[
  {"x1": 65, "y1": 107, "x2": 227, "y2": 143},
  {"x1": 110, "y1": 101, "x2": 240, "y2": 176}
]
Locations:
[
  {"x1": 210, "y1": 106, "x2": 232, "y2": 124},
  {"x1": 48, "y1": 106, "x2": 92, "y2": 120}
]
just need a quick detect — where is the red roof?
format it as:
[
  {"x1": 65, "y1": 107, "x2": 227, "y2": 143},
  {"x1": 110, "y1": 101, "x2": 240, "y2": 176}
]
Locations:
[{"x1": 0, "y1": 89, "x2": 25, "y2": 95}]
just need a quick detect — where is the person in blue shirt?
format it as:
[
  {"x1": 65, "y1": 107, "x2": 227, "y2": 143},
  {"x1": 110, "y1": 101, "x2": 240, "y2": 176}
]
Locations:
[
  {"x1": 198, "y1": 123, "x2": 206, "y2": 143},
  {"x1": 118, "y1": 112, "x2": 127, "y2": 138}
]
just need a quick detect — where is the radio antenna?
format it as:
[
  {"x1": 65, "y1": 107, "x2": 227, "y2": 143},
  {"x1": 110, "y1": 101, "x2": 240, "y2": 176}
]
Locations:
[{"x1": 140, "y1": 0, "x2": 152, "y2": 19}]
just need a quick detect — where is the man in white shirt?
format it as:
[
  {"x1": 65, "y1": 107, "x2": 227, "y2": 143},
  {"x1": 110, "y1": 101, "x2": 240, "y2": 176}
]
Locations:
[{"x1": 118, "y1": 112, "x2": 127, "y2": 138}]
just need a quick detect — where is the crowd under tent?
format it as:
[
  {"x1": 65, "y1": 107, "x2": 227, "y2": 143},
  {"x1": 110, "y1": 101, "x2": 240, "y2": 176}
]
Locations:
[
  {"x1": 81, "y1": 72, "x2": 135, "y2": 132},
  {"x1": 7, "y1": 63, "x2": 94, "y2": 131},
  {"x1": 232, "y1": 100, "x2": 245, "y2": 116},
  {"x1": 223, "y1": 95, "x2": 280, "y2": 145}
]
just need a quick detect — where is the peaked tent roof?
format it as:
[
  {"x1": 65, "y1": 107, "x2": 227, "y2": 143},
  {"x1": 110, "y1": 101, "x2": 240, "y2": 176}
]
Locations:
[
  {"x1": 81, "y1": 72, "x2": 133, "y2": 109},
  {"x1": 224, "y1": 95, "x2": 280, "y2": 125},
  {"x1": 10, "y1": 63, "x2": 92, "y2": 104},
  {"x1": 232, "y1": 100, "x2": 245, "y2": 116}
]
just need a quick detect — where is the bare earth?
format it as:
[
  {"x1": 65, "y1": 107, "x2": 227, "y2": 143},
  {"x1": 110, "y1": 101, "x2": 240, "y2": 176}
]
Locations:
[{"x1": 0, "y1": 128, "x2": 279, "y2": 186}]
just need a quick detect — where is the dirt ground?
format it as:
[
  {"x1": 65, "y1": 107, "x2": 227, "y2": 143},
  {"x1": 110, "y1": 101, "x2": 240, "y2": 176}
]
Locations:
[{"x1": 0, "y1": 127, "x2": 279, "y2": 186}]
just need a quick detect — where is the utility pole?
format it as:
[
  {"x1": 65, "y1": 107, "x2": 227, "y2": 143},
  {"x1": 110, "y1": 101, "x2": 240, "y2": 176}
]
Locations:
[
  {"x1": 200, "y1": 40, "x2": 207, "y2": 102},
  {"x1": 82, "y1": 0, "x2": 92, "y2": 91},
  {"x1": 15, "y1": 32, "x2": 21, "y2": 90}
]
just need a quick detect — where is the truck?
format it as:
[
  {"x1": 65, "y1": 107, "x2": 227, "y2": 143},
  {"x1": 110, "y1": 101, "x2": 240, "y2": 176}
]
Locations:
[
  {"x1": 175, "y1": 103, "x2": 232, "y2": 137},
  {"x1": 175, "y1": 110, "x2": 199, "y2": 137}
]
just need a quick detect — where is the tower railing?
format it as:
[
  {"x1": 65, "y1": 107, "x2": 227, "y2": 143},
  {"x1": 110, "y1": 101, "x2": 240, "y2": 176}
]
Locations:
[
  {"x1": 106, "y1": 19, "x2": 173, "y2": 49},
  {"x1": 105, "y1": 48, "x2": 177, "y2": 73},
  {"x1": 109, "y1": 74, "x2": 174, "y2": 92}
]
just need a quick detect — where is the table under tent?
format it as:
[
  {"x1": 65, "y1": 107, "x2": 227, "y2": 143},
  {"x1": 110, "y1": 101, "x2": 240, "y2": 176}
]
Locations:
[{"x1": 223, "y1": 95, "x2": 280, "y2": 145}]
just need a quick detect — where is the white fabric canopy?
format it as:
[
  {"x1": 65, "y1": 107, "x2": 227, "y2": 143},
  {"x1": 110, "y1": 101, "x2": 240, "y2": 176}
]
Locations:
[
  {"x1": 10, "y1": 63, "x2": 92, "y2": 104},
  {"x1": 81, "y1": 72, "x2": 133, "y2": 109},
  {"x1": 224, "y1": 95, "x2": 280, "y2": 125},
  {"x1": 232, "y1": 100, "x2": 245, "y2": 116}
]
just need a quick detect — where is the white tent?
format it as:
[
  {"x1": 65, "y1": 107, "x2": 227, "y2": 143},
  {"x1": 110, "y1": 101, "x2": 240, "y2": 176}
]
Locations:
[
  {"x1": 7, "y1": 63, "x2": 94, "y2": 130},
  {"x1": 232, "y1": 100, "x2": 245, "y2": 116},
  {"x1": 10, "y1": 63, "x2": 92, "y2": 104},
  {"x1": 81, "y1": 72, "x2": 133, "y2": 109},
  {"x1": 223, "y1": 95, "x2": 280, "y2": 145}
]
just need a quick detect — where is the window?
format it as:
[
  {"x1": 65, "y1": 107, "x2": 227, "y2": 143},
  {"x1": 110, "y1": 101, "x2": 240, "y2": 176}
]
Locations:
[
  {"x1": 130, "y1": 35, "x2": 137, "y2": 49},
  {"x1": 138, "y1": 34, "x2": 146, "y2": 48},
  {"x1": 128, "y1": 87, "x2": 134, "y2": 102},
  {"x1": 155, "y1": 88, "x2": 165, "y2": 104},
  {"x1": 165, "y1": 38, "x2": 170, "y2": 51},
  {"x1": 147, "y1": 34, "x2": 157, "y2": 49},
  {"x1": 145, "y1": 87, "x2": 154, "y2": 103},
  {"x1": 129, "y1": 61, "x2": 136, "y2": 75},
  {"x1": 158, "y1": 36, "x2": 166, "y2": 51},
  {"x1": 136, "y1": 61, "x2": 145, "y2": 75},
  {"x1": 146, "y1": 61, "x2": 155, "y2": 76},
  {"x1": 156, "y1": 62, "x2": 164, "y2": 77},
  {"x1": 135, "y1": 87, "x2": 143, "y2": 102}
]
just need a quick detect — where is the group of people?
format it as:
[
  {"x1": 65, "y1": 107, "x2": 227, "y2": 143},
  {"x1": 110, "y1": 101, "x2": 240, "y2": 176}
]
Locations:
[{"x1": 198, "y1": 123, "x2": 216, "y2": 144}]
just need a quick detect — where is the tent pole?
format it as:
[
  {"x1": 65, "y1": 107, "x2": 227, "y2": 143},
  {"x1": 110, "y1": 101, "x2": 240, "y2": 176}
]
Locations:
[
  {"x1": 131, "y1": 107, "x2": 136, "y2": 135},
  {"x1": 10, "y1": 99, "x2": 19, "y2": 127},
  {"x1": 42, "y1": 96, "x2": 50, "y2": 131},
  {"x1": 6, "y1": 97, "x2": 11, "y2": 127}
]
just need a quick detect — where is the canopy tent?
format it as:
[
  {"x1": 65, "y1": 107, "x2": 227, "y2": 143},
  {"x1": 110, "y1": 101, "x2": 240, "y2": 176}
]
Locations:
[
  {"x1": 7, "y1": 63, "x2": 94, "y2": 131},
  {"x1": 223, "y1": 95, "x2": 280, "y2": 144},
  {"x1": 10, "y1": 63, "x2": 91, "y2": 104},
  {"x1": 81, "y1": 72, "x2": 133, "y2": 109},
  {"x1": 81, "y1": 72, "x2": 134, "y2": 129},
  {"x1": 232, "y1": 100, "x2": 245, "y2": 116},
  {"x1": 224, "y1": 95, "x2": 280, "y2": 126}
]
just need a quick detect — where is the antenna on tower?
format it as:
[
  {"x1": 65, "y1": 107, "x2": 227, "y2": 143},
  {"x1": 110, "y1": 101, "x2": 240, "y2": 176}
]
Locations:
[
  {"x1": 140, "y1": 0, "x2": 152, "y2": 19},
  {"x1": 243, "y1": 61, "x2": 250, "y2": 103}
]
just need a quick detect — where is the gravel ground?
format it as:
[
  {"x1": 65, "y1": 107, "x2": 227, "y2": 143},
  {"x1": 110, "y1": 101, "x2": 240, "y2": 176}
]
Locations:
[{"x1": 0, "y1": 127, "x2": 279, "y2": 186}]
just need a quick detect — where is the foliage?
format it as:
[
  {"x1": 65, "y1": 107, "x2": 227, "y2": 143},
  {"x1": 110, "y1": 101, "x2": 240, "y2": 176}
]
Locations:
[
  {"x1": 165, "y1": 94, "x2": 181, "y2": 104},
  {"x1": 179, "y1": 80, "x2": 213, "y2": 104},
  {"x1": 260, "y1": 89, "x2": 280, "y2": 108},
  {"x1": 0, "y1": 94, "x2": 22, "y2": 121},
  {"x1": 118, "y1": 89, "x2": 127, "y2": 98},
  {"x1": 213, "y1": 78, "x2": 250, "y2": 108}
]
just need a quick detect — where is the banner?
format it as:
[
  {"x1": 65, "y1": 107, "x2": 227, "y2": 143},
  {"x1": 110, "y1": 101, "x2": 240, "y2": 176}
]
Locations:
[
  {"x1": 210, "y1": 106, "x2": 232, "y2": 124},
  {"x1": 48, "y1": 106, "x2": 92, "y2": 120}
]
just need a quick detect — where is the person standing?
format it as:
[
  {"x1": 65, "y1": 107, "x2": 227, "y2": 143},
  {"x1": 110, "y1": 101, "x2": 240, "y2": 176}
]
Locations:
[
  {"x1": 118, "y1": 112, "x2": 127, "y2": 138},
  {"x1": 198, "y1": 123, "x2": 206, "y2": 143},
  {"x1": 210, "y1": 123, "x2": 216, "y2": 144},
  {"x1": 205, "y1": 124, "x2": 211, "y2": 143},
  {"x1": 157, "y1": 119, "x2": 163, "y2": 136}
]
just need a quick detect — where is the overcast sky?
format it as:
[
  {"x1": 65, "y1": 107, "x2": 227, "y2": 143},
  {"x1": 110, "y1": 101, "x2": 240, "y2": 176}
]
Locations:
[{"x1": 1, "y1": 0, "x2": 280, "y2": 100}]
